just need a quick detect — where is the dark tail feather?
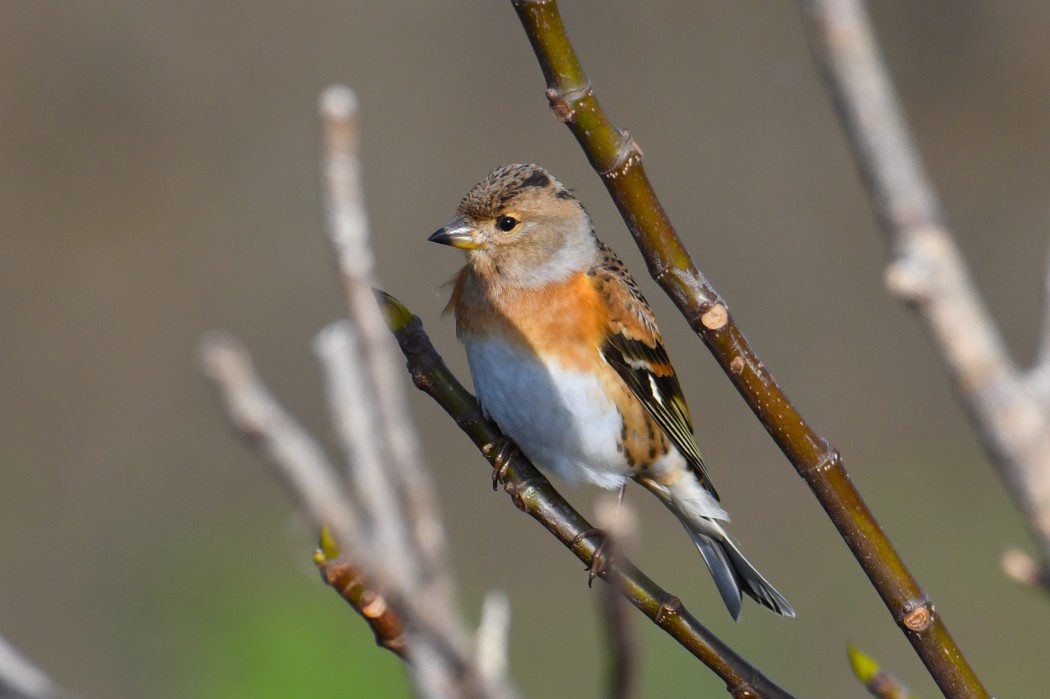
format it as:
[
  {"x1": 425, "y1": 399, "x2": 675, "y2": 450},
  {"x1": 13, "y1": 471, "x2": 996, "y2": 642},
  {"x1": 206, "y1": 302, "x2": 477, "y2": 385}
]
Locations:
[
  {"x1": 685, "y1": 524, "x2": 796, "y2": 620},
  {"x1": 693, "y1": 533, "x2": 743, "y2": 620}
]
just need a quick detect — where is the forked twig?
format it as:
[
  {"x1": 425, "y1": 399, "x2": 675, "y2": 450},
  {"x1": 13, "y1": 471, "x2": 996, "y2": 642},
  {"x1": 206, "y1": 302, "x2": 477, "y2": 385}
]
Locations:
[{"x1": 202, "y1": 86, "x2": 518, "y2": 699}]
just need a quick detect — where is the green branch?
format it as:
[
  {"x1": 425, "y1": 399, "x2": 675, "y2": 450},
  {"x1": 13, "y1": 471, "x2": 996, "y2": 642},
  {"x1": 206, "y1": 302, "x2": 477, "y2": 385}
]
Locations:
[
  {"x1": 509, "y1": 2, "x2": 988, "y2": 698},
  {"x1": 378, "y1": 291, "x2": 796, "y2": 699}
]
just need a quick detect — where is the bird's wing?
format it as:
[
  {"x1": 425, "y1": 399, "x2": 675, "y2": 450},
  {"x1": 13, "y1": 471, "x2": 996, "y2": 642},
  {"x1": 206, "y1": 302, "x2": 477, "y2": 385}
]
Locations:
[{"x1": 591, "y1": 241, "x2": 719, "y2": 500}]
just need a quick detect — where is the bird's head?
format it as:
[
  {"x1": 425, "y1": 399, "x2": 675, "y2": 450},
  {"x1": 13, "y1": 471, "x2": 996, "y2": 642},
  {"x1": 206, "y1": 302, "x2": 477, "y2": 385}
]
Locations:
[{"x1": 429, "y1": 164, "x2": 597, "y2": 287}]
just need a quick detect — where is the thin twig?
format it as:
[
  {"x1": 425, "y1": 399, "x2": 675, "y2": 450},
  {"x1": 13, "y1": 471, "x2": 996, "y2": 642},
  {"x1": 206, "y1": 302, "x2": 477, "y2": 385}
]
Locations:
[
  {"x1": 509, "y1": 2, "x2": 989, "y2": 698},
  {"x1": 202, "y1": 328, "x2": 513, "y2": 699},
  {"x1": 474, "y1": 592, "x2": 511, "y2": 687},
  {"x1": 594, "y1": 496, "x2": 637, "y2": 699},
  {"x1": 314, "y1": 529, "x2": 409, "y2": 659},
  {"x1": 599, "y1": 582, "x2": 636, "y2": 699},
  {"x1": 800, "y1": 0, "x2": 1050, "y2": 578},
  {"x1": 316, "y1": 88, "x2": 520, "y2": 699},
  {"x1": 203, "y1": 85, "x2": 522, "y2": 699},
  {"x1": 847, "y1": 643, "x2": 919, "y2": 699},
  {"x1": 378, "y1": 292, "x2": 797, "y2": 699},
  {"x1": 0, "y1": 634, "x2": 71, "y2": 699},
  {"x1": 319, "y1": 87, "x2": 454, "y2": 599},
  {"x1": 315, "y1": 322, "x2": 500, "y2": 697},
  {"x1": 314, "y1": 322, "x2": 418, "y2": 592},
  {"x1": 806, "y1": 0, "x2": 1050, "y2": 570},
  {"x1": 198, "y1": 332, "x2": 357, "y2": 543}
]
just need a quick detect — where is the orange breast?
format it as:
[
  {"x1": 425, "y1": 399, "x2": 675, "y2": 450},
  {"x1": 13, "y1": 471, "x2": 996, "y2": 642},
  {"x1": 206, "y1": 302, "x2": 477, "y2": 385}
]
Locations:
[{"x1": 450, "y1": 267, "x2": 608, "y2": 372}]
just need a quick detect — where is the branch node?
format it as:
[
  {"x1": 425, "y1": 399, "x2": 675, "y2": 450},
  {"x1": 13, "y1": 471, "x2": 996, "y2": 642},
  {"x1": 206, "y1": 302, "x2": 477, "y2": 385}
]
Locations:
[
  {"x1": 729, "y1": 356, "x2": 745, "y2": 375},
  {"x1": 800, "y1": 445, "x2": 843, "y2": 478},
  {"x1": 729, "y1": 682, "x2": 761, "y2": 699},
  {"x1": 360, "y1": 590, "x2": 389, "y2": 619},
  {"x1": 599, "y1": 129, "x2": 644, "y2": 180},
  {"x1": 652, "y1": 262, "x2": 674, "y2": 285},
  {"x1": 654, "y1": 593, "x2": 682, "y2": 624},
  {"x1": 883, "y1": 227, "x2": 951, "y2": 305},
  {"x1": 502, "y1": 475, "x2": 544, "y2": 511},
  {"x1": 900, "y1": 599, "x2": 934, "y2": 632},
  {"x1": 884, "y1": 255, "x2": 931, "y2": 305},
  {"x1": 700, "y1": 304, "x2": 728, "y2": 331},
  {"x1": 545, "y1": 82, "x2": 592, "y2": 122}
]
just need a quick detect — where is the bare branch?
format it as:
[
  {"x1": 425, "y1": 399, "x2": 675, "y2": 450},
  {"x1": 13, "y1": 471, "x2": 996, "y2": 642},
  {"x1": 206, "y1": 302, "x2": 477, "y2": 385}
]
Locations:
[
  {"x1": 378, "y1": 291, "x2": 798, "y2": 699},
  {"x1": 319, "y1": 87, "x2": 453, "y2": 597},
  {"x1": 509, "y1": 1, "x2": 988, "y2": 697},
  {"x1": 593, "y1": 496, "x2": 637, "y2": 699},
  {"x1": 202, "y1": 87, "x2": 524, "y2": 699},
  {"x1": 316, "y1": 89, "x2": 514, "y2": 697},
  {"x1": 314, "y1": 322, "x2": 417, "y2": 587},
  {"x1": 800, "y1": 0, "x2": 1050, "y2": 580},
  {"x1": 0, "y1": 634, "x2": 70, "y2": 699},
  {"x1": 474, "y1": 592, "x2": 511, "y2": 686},
  {"x1": 198, "y1": 332, "x2": 356, "y2": 542},
  {"x1": 202, "y1": 326, "x2": 512, "y2": 698},
  {"x1": 598, "y1": 584, "x2": 635, "y2": 699},
  {"x1": 314, "y1": 322, "x2": 495, "y2": 683},
  {"x1": 314, "y1": 534, "x2": 409, "y2": 659}
]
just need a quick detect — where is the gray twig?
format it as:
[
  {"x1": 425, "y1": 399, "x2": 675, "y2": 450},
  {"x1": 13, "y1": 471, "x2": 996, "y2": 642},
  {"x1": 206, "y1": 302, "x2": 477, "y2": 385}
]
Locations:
[
  {"x1": 0, "y1": 633, "x2": 72, "y2": 699},
  {"x1": 593, "y1": 496, "x2": 637, "y2": 699},
  {"x1": 198, "y1": 332, "x2": 357, "y2": 543},
  {"x1": 474, "y1": 592, "x2": 511, "y2": 687},
  {"x1": 801, "y1": 0, "x2": 1050, "y2": 588},
  {"x1": 201, "y1": 85, "x2": 520, "y2": 699},
  {"x1": 319, "y1": 87, "x2": 453, "y2": 596}
]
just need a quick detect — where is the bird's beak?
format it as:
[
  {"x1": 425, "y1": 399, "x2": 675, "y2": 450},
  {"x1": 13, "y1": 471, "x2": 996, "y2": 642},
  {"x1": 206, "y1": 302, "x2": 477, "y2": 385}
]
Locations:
[{"x1": 428, "y1": 217, "x2": 482, "y2": 250}]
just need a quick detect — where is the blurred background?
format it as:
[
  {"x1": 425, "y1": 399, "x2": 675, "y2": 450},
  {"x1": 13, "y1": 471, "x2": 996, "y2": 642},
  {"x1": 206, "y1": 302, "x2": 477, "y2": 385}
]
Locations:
[{"x1": 3, "y1": 1, "x2": 1049, "y2": 697}]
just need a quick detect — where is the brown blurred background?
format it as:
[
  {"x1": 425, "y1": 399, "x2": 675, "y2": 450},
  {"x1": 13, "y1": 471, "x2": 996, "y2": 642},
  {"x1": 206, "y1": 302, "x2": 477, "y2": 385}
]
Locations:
[{"x1": 2, "y1": 2, "x2": 1049, "y2": 697}]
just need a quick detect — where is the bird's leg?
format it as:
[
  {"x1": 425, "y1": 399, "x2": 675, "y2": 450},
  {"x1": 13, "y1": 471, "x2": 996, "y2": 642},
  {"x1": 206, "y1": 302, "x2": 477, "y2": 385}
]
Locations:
[
  {"x1": 482, "y1": 435, "x2": 520, "y2": 491},
  {"x1": 572, "y1": 483, "x2": 629, "y2": 586},
  {"x1": 570, "y1": 527, "x2": 612, "y2": 587}
]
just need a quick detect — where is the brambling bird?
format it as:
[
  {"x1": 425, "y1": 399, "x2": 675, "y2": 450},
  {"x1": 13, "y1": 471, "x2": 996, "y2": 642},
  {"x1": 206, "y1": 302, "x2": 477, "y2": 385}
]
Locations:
[{"x1": 429, "y1": 164, "x2": 793, "y2": 620}]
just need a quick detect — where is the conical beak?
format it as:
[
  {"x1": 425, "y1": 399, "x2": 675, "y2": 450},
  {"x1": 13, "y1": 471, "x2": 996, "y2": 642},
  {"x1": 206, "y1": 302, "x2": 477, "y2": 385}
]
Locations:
[{"x1": 428, "y1": 217, "x2": 482, "y2": 249}]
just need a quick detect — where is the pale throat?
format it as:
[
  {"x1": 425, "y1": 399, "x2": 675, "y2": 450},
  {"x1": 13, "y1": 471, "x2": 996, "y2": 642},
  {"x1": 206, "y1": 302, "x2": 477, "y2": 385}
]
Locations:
[{"x1": 478, "y1": 229, "x2": 598, "y2": 290}]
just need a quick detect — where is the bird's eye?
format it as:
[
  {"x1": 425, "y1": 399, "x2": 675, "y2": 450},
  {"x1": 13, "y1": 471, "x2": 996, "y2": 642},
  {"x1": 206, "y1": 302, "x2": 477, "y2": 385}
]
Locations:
[{"x1": 496, "y1": 216, "x2": 519, "y2": 232}]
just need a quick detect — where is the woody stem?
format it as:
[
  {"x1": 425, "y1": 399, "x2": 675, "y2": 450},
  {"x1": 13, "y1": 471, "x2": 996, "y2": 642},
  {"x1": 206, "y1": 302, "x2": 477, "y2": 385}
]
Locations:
[
  {"x1": 378, "y1": 291, "x2": 797, "y2": 699},
  {"x1": 510, "y1": 1, "x2": 989, "y2": 698}
]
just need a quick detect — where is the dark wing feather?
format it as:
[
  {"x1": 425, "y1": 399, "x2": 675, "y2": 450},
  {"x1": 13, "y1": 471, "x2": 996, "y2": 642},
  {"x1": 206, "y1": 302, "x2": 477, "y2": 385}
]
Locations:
[{"x1": 590, "y1": 241, "x2": 719, "y2": 499}]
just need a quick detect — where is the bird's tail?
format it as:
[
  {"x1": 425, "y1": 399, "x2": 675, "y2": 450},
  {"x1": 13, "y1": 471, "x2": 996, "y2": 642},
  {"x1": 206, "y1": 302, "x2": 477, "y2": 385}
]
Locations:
[
  {"x1": 639, "y1": 476, "x2": 794, "y2": 620},
  {"x1": 685, "y1": 524, "x2": 795, "y2": 620}
]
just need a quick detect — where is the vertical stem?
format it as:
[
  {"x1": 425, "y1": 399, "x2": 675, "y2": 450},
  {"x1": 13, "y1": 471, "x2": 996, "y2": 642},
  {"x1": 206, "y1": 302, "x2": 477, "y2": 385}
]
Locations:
[{"x1": 509, "y1": 2, "x2": 990, "y2": 697}]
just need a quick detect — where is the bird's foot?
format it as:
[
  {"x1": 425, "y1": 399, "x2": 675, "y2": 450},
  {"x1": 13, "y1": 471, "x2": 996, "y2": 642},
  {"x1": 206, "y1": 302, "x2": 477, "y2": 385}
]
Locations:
[
  {"x1": 571, "y1": 528, "x2": 612, "y2": 587},
  {"x1": 482, "y1": 435, "x2": 520, "y2": 491}
]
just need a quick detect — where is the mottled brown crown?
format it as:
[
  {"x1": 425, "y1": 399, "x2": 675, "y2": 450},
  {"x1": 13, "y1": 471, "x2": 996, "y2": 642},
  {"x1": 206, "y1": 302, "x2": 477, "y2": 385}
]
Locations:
[{"x1": 457, "y1": 164, "x2": 575, "y2": 220}]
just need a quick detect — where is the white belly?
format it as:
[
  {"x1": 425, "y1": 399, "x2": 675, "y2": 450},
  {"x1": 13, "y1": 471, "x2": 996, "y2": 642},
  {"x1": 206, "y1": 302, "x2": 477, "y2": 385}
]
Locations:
[{"x1": 464, "y1": 336, "x2": 629, "y2": 489}]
